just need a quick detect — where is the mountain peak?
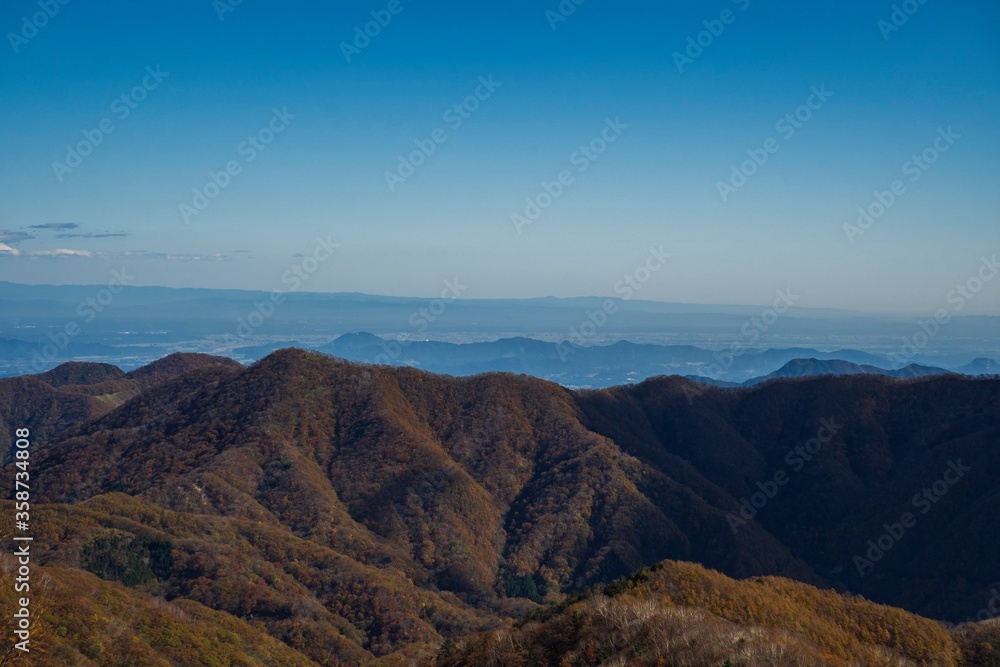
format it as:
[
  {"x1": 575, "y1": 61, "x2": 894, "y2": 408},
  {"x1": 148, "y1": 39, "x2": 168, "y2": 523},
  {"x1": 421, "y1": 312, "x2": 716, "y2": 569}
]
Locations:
[
  {"x1": 959, "y1": 357, "x2": 999, "y2": 375},
  {"x1": 333, "y1": 331, "x2": 384, "y2": 343},
  {"x1": 36, "y1": 361, "x2": 125, "y2": 387},
  {"x1": 125, "y1": 352, "x2": 243, "y2": 385}
]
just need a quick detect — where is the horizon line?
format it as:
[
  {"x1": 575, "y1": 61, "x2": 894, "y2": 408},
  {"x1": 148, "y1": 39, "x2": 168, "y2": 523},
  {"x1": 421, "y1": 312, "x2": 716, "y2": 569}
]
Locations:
[{"x1": 0, "y1": 279, "x2": 973, "y2": 320}]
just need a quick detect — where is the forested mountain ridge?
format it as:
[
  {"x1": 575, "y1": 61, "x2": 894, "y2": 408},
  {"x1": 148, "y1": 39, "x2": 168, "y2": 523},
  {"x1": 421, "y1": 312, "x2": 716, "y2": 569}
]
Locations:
[
  {"x1": 434, "y1": 560, "x2": 991, "y2": 666},
  {"x1": 1, "y1": 349, "x2": 998, "y2": 664}
]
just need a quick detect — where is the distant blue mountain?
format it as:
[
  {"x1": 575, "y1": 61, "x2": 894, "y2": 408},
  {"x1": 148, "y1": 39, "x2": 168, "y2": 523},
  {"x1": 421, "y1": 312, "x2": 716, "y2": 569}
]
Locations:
[
  {"x1": 301, "y1": 334, "x2": 978, "y2": 388},
  {"x1": 957, "y1": 358, "x2": 1000, "y2": 375},
  {"x1": 743, "y1": 358, "x2": 954, "y2": 386},
  {"x1": 3, "y1": 327, "x2": 997, "y2": 387},
  {"x1": 2, "y1": 281, "x2": 998, "y2": 384}
]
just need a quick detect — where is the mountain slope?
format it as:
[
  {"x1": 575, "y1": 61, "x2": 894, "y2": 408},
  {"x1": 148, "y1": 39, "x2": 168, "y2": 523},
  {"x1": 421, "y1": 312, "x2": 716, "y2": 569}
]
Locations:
[
  {"x1": 577, "y1": 372, "x2": 1000, "y2": 620},
  {"x1": 0, "y1": 554, "x2": 320, "y2": 666},
  {"x1": 434, "y1": 560, "x2": 964, "y2": 667},
  {"x1": 0, "y1": 354, "x2": 244, "y2": 463}
]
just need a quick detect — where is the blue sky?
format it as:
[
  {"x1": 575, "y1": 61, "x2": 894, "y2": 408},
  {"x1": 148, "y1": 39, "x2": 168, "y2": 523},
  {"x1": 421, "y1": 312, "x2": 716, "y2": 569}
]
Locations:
[{"x1": 0, "y1": 0, "x2": 998, "y2": 314}]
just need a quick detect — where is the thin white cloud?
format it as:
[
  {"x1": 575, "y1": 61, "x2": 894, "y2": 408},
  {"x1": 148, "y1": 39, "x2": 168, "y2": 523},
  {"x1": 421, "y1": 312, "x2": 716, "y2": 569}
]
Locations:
[
  {"x1": 117, "y1": 251, "x2": 231, "y2": 261},
  {"x1": 29, "y1": 248, "x2": 93, "y2": 257},
  {"x1": 0, "y1": 248, "x2": 234, "y2": 261}
]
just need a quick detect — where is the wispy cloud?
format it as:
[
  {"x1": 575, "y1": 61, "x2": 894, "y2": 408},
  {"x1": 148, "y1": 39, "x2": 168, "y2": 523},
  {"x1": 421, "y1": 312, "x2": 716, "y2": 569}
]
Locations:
[
  {"x1": 0, "y1": 230, "x2": 34, "y2": 244},
  {"x1": 28, "y1": 222, "x2": 80, "y2": 230},
  {"x1": 29, "y1": 248, "x2": 93, "y2": 257},
  {"x1": 115, "y1": 251, "x2": 231, "y2": 261},
  {"x1": 55, "y1": 232, "x2": 129, "y2": 239},
  {"x1": 0, "y1": 248, "x2": 232, "y2": 261}
]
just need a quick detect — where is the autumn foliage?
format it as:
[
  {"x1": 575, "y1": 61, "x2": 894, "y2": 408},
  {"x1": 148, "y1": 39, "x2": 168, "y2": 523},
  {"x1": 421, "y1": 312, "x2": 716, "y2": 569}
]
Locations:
[{"x1": 0, "y1": 349, "x2": 996, "y2": 664}]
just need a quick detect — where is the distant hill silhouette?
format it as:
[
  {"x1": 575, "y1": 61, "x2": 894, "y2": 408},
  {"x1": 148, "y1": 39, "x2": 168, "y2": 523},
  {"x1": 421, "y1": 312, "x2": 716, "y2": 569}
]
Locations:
[
  {"x1": 959, "y1": 357, "x2": 999, "y2": 375},
  {"x1": 5, "y1": 327, "x2": 997, "y2": 388},
  {"x1": 745, "y1": 357, "x2": 953, "y2": 385}
]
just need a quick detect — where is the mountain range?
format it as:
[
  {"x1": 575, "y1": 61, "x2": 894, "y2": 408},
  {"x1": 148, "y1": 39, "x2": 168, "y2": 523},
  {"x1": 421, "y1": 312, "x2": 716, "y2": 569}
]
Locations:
[
  {"x1": 8, "y1": 326, "x2": 993, "y2": 387},
  {"x1": 306, "y1": 333, "x2": 996, "y2": 387},
  {"x1": 702, "y1": 356, "x2": 990, "y2": 387},
  {"x1": 1, "y1": 281, "x2": 998, "y2": 383},
  {"x1": 1, "y1": 349, "x2": 998, "y2": 664}
]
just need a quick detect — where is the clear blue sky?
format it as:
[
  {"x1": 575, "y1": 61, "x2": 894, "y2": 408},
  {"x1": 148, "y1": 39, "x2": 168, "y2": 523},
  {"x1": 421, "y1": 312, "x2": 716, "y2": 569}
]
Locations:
[{"x1": 1, "y1": 0, "x2": 998, "y2": 314}]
